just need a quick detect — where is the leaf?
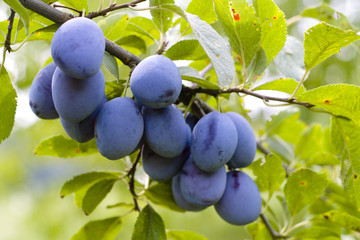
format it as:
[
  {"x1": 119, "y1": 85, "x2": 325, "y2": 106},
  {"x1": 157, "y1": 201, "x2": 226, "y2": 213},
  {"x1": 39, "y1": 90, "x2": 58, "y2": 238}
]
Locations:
[
  {"x1": 4, "y1": 0, "x2": 30, "y2": 35},
  {"x1": 165, "y1": 40, "x2": 208, "y2": 61},
  {"x1": 322, "y1": 210, "x2": 360, "y2": 232},
  {"x1": 60, "y1": 0, "x2": 88, "y2": 14},
  {"x1": 254, "y1": 78, "x2": 306, "y2": 96},
  {"x1": 99, "y1": 14, "x2": 129, "y2": 42},
  {"x1": 131, "y1": 204, "x2": 166, "y2": 240},
  {"x1": 179, "y1": 66, "x2": 220, "y2": 90},
  {"x1": 105, "y1": 81, "x2": 126, "y2": 101},
  {"x1": 284, "y1": 168, "x2": 328, "y2": 216},
  {"x1": 304, "y1": 22, "x2": 360, "y2": 70},
  {"x1": 302, "y1": 3, "x2": 354, "y2": 30},
  {"x1": 82, "y1": 178, "x2": 117, "y2": 215},
  {"x1": 126, "y1": 17, "x2": 160, "y2": 44},
  {"x1": 0, "y1": 67, "x2": 17, "y2": 144},
  {"x1": 213, "y1": 0, "x2": 261, "y2": 65},
  {"x1": 252, "y1": 154, "x2": 286, "y2": 198},
  {"x1": 295, "y1": 124, "x2": 328, "y2": 160},
  {"x1": 294, "y1": 226, "x2": 339, "y2": 238},
  {"x1": 116, "y1": 35, "x2": 147, "y2": 53},
  {"x1": 297, "y1": 84, "x2": 360, "y2": 126},
  {"x1": 246, "y1": 222, "x2": 273, "y2": 240},
  {"x1": 34, "y1": 135, "x2": 98, "y2": 158},
  {"x1": 145, "y1": 181, "x2": 185, "y2": 212},
  {"x1": 166, "y1": 230, "x2": 208, "y2": 240},
  {"x1": 253, "y1": 0, "x2": 287, "y2": 65},
  {"x1": 150, "y1": 0, "x2": 174, "y2": 33},
  {"x1": 60, "y1": 171, "x2": 120, "y2": 198},
  {"x1": 186, "y1": 0, "x2": 216, "y2": 24},
  {"x1": 342, "y1": 166, "x2": 360, "y2": 211},
  {"x1": 103, "y1": 52, "x2": 119, "y2": 81},
  {"x1": 246, "y1": 48, "x2": 267, "y2": 83},
  {"x1": 71, "y1": 217, "x2": 122, "y2": 240}
]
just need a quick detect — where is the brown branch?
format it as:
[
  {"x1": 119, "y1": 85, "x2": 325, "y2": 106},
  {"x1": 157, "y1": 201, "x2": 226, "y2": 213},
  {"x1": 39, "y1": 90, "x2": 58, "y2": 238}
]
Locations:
[
  {"x1": 127, "y1": 150, "x2": 142, "y2": 212},
  {"x1": 86, "y1": 0, "x2": 147, "y2": 19},
  {"x1": 260, "y1": 213, "x2": 288, "y2": 239},
  {"x1": 18, "y1": 0, "x2": 142, "y2": 68},
  {"x1": 5, "y1": 9, "x2": 16, "y2": 52}
]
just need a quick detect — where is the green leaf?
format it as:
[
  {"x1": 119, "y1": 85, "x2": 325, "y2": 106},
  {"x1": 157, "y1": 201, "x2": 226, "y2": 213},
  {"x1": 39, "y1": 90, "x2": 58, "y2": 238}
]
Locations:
[
  {"x1": 34, "y1": 135, "x2": 98, "y2": 158},
  {"x1": 342, "y1": 166, "x2": 360, "y2": 211},
  {"x1": 99, "y1": 14, "x2": 129, "y2": 42},
  {"x1": 131, "y1": 205, "x2": 166, "y2": 240},
  {"x1": 4, "y1": 0, "x2": 30, "y2": 35},
  {"x1": 116, "y1": 35, "x2": 147, "y2": 53},
  {"x1": 82, "y1": 178, "x2": 117, "y2": 215},
  {"x1": 59, "y1": 0, "x2": 88, "y2": 14},
  {"x1": 297, "y1": 84, "x2": 360, "y2": 126},
  {"x1": 246, "y1": 48, "x2": 267, "y2": 83},
  {"x1": 307, "y1": 152, "x2": 339, "y2": 166},
  {"x1": 253, "y1": 0, "x2": 287, "y2": 65},
  {"x1": 254, "y1": 78, "x2": 306, "y2": 96},
  {"x1": 145, "y1": 181, "x2": 185, "y2": 212},
  {"x1": 247, "y1": 222, "x2": 273, "y2": 240},
  {"x1": 105, "y1": 81, "x2": 125, "y2": 101},
  {"x1": 178, "y1": 66, "x2": 220, "y2": 90},
  {"x1": 302, "y1": 3, "x2": 354, "y2": 30},
  {"x1": 71, "y1": 217, "x2": 122, "y2": 240},
  {"x1": 304, "y1": 22, "x2": 360, "y2": 70},
  {"x1": 126, "y1": 17, "x2": 160, "y2": 44},
  {"x1": 0, "y1": 67, "x2": 17, "y2": 144},
  {"x1": 213, "y1": 0, "x2": 261, "y2": 65},
  {"x1": 252, "y1": 154, "x2": 286, "y2": 198},
  {"x1": 284, "y1": 168, "x2": 328, "y2": 216},
  {"x1": 322, "y1": 210, "x2": 360, "y2": 232},
  {"x1": 294, "y1": 226, "x2": 339, "y2": 238},
  {"x1": 295, "y1": 124, "x2": 328, "y2": 160},
  {"x1": 103, "y1": 52, "x2": 119, "y2": 81},
  {"x1": 186, "y1": 0, "x2": 216, "y2": 24},
  {"x1": 60, "y1": 171, "x2": 120, "y2": 198},
  {"x1": 150, "y1": 0, "x2": 174, "y2": 33},
  {"x1": 166, "y1": 230, "x2": 208, "y2": 240},
  {"x1": 165, "y1": 40, "x2": 208, "y2": 61}
]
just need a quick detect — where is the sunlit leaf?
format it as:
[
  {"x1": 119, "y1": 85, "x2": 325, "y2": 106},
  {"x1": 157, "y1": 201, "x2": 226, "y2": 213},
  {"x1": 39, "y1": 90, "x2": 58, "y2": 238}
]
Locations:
[
  {"x1": 103, "y1": 52, "x2": 119, "y2": 81},
  {"x1": 150, "y1": 0, "x2": 174, "y2": 33},
  {"x1": 179, "y1": 66, "x2": 220, "y2": 90},
  {"x1": 4, "y1": 0, "x2": 30, "y2": 35},
  {"x1": 186, "y1": 0, "x2": 216, "y2": 24},
  {"x1": 165, "y1": 40, "x2": 208, "y2": 61},
  {"x1": 166, "y1": 230, "x2": 208, "y2": 240},
  {"x1": 322, "y1": 210, "x2": 360, "y2": 232},
  {"x1": 71, "y1": 217, "x2": 121, "y2": 240},
  {"x1": 253, "y1": 78, "x2": 306, "y2": 96}
]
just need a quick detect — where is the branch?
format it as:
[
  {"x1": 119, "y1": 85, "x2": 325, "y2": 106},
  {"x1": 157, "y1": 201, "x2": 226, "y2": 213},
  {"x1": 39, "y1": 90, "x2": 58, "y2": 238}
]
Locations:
[
  {"x1": 5, "y1": 9, "x2": 16, "y2": 52},
  {"x1": 127, "y1": 150, "x2": 142, "y2": 212},
  {"x1": 260, "y1": 213, "x2": 288, "y2": 239},
  {"x1": 19, "y1": 0, "x2": 142, "y2": 68},
  {"x1": 86, "y1": 0, "x2": 146, "y2": 19}
]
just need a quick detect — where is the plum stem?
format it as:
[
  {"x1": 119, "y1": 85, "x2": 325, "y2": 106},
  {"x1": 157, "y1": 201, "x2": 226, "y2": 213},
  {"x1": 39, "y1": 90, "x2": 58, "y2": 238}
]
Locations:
[
  {"x1": 5, "y1": 9, "x2": 15, "y2": 53},
  {"x1": 86, "y1": 0, "x2": 146, "y2": 18},
  {"x1": 127, "y1": 149, "x2": 142, "y2": 212},
  {"x1": 260, "y1": 213, "x2": 288, "y2": 239}
]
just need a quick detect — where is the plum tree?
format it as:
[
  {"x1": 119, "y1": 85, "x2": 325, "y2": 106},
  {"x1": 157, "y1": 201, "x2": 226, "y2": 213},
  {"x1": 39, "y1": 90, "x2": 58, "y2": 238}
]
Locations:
[
  {"x1": 51, "y1": 67, "x2": 105, "y2": 123},
  {"x1": 226, "y1": 112, "x2": 257, "y2": 168},
  {"x1": 95, "y1": 97, "x2": 144, "y2": 160},
  {"x1": 178, "y1": 157, "x2": 226, "y2": 207},
  {"x1": 60, "y1": 95, "x2": 107, "y2": 143},
  {"x1": 215, "y1": 171, "x2": 262, "y2": 225},
  {"x1": 130, "y1": 55, "x2": 182, "y2": 109},
  {"x1": 51, "y1": 17, "x2": 105, "y2": 79},
  {"x1": 29, "y1": 62, "x2": 58, "y2": 119},
  {"x1": 191, "y1": 112, "x2": 238, "y2": 172},
  {"x1": 142, "y1": 104, "x2": 188, "y2": 158},
  {"x1": 171, "y1": 173, "x2": 207, "y2": 212}
]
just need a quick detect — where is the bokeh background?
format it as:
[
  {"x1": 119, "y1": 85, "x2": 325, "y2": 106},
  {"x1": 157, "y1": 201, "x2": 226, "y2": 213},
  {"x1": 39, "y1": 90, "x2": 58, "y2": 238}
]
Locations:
[{"x1": 0, "y1": 0, "x2": 359, "y2": 239}]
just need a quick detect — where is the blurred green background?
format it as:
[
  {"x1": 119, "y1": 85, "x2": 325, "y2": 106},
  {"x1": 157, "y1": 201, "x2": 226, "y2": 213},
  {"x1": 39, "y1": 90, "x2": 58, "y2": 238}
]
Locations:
[{"x1": 0, "y1": 0, "x2": 360, "y2": 239}]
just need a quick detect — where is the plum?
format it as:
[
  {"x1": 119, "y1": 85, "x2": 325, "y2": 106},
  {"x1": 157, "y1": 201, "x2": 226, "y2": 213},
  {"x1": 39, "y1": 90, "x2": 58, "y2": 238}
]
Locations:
[
  {"x1": 51, "y1": 17, "x2": 105, "y2": 79},
  {"x1": 52, "y1": 67, "x2": 105, "y2": 122},
  {"x1": 172, "y1": 173, "x2": 207, "y2": 211},
  {"x1": 95, "y1": 97, "x2": 144, "y2": 160},
  {"x1": 130, "y1": 55, "x2": 182, "y2": 109},
  {"x1": 226, "y1": 112, "x2": 257, "y2": 168},
  {"x1": 60, "y1": 95, "x2": 107, "y2": 143},
  {"x1": 142, "y1": 105, "x2": 188, "y2": 158},
  {"x1": 179, "y1": 157, "x2": 226, "y2": 207},
  {"x1": 191, "y1": 112, "x2": 238, "y2": 172},
  {"x1": 215, "y1": 171, "x2": 262, "y2": 225},
  {"x1": 29, "y1": 62, "x2": 58, "y2": 119}
]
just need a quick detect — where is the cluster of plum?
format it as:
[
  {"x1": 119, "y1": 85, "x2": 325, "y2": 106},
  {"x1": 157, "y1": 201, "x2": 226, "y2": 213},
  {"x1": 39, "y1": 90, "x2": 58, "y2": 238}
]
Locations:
[{"x1": 29, "y1": 17, "x2": 261, "y2": 226}]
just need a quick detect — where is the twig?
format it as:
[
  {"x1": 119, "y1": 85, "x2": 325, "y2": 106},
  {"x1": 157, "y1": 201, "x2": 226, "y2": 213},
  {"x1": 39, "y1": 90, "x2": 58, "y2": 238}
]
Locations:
[
  {"x1": 156, "y1": 40, "x2": 169, "y2": 55},
  {"x1": 198, "y1": 63, "x2": 213, "y2": 78},
  {"x1": 52, "y1": 4, "x2": 83, "y2": 15},
  {"x1": 260, "y1": 213, "x2": 288, "y2": 239},
  {"x1": 127, "y1": 150, "x2": 142, "y2": 212},
  {"x1": 5, "y1": 9, "x2": 16, "y2": 53},
  {"x1": 257, "y1": 141, "x2": 271, "y2": 155},
  {"x1": 86, "y1": 0, "x2": 146, "y2": 19}
]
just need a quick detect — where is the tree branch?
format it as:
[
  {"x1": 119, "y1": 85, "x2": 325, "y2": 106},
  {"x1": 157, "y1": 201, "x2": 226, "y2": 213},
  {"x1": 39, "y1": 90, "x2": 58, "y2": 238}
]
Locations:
[
  {"x1": 19, "y1": 0, "x2": 142, "y2": 68},
  {"x1": 5, "y1": 9, "x2": 16, "y2": 53},
  {"x1": 127, "y1": 150, "x2": 142, "y2": 212},
  {"x1": 86, "y1": 0, "x2": 147, "y2": 19},
  {"x1": 260, "y1": 213, "x2": 288, "y2": 239}
]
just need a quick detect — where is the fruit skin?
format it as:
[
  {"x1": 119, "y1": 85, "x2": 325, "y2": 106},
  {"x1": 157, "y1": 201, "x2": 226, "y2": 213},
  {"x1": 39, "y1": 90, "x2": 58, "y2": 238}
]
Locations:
[
  {"x1": 226, "y1": 112, "x2": 257, "y2": 168},
  {"x1": 60, "y1": 95, "x2": 107, "y2": 143},
  {"x1": 142, "y1": 126, "x2": 191, "y2": 182},
  {"x1": 29, "y1": 62, "x2": 58, "y2": 119},
  {"x1": 95, "y1": 97, "x2": 144, "y2": 160},
  {"x1": 52, "y1": 67, "x2": 105, "y2": 123},
  {"x1": 215, "y1": 171, "x2": 262, "y2": 225},
  {"x1": 142, "y1": 105, "x2": 188, "y2": 158},
  {"x1": 179, "y1": 157, "x2": 226, "y2": 207},
  {"x1": 51, "y1": 17, "x2": 105, "y2": 79},
  {"x1": 191, "y1": 112, "x2": 238, "y2": 172},
  {"x1": 130, "y1": 55, "x2": 182, "y2": 109},
  {"x1": 172, "y1": 173, "x2": 207, "y2": 211}
]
